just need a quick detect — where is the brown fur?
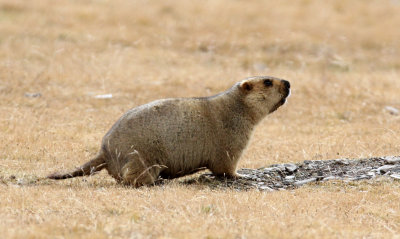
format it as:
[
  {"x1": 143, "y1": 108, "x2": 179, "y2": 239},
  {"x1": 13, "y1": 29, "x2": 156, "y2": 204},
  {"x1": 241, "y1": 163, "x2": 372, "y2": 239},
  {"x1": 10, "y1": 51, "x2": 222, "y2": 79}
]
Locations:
[{"x1": 48, "y1": 76, "x2": 290, "y2": 187}]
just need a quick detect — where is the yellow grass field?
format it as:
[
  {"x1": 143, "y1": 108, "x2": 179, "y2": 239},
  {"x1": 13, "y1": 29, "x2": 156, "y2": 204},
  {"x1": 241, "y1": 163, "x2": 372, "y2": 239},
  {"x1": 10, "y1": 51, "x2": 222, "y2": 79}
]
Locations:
[{"x1": 1, "y1": 0, "x2": 400, "y2": 238}]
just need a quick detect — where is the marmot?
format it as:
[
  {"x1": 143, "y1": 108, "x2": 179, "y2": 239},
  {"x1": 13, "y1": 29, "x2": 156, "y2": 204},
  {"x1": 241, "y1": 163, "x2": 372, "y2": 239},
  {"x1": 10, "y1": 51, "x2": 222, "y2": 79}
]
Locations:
[{"x1": 48, "y1": 76, "x2": 290, "y2": 187}]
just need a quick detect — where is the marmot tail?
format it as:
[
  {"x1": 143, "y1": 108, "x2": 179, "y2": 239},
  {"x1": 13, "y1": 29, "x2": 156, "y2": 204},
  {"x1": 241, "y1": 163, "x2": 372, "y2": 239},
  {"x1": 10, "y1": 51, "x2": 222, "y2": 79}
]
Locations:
[{"x1": 47, "y1": 153, "x2": 106, "y2": 180}]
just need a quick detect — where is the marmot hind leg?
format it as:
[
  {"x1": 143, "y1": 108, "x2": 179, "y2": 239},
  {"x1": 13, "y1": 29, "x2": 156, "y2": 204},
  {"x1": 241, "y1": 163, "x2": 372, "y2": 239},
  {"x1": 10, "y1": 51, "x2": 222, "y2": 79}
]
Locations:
[{"x1": 121, "y1": 158, "x2": 164, "y2": 187}]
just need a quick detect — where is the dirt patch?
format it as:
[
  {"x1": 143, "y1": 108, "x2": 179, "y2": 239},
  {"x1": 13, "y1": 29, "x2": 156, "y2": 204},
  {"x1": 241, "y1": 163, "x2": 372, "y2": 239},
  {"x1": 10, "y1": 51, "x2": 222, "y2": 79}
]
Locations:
[
  {"x1": 3, "y1": 156, "x2": 400, "y2": 190},
  {"x1": 185, "y1": 156, "x2": 400, "y2": 191}
]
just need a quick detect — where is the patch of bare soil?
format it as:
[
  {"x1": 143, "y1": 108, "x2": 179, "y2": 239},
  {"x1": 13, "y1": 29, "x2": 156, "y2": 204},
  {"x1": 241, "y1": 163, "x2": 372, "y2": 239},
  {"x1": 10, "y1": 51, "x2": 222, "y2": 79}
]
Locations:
[
  {"x1": 185, "y1": 156, "x2": 400, "y2": 191},
  {"x1": 2, "y1": 157, "x2": 399, "y2": 191}
]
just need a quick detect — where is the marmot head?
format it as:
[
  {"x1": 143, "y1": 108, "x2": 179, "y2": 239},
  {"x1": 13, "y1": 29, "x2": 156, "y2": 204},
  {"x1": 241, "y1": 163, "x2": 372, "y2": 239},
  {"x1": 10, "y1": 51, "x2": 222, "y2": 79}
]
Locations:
[{"x1": 238, "y1": 76, "x2": 290, "y2": 122}]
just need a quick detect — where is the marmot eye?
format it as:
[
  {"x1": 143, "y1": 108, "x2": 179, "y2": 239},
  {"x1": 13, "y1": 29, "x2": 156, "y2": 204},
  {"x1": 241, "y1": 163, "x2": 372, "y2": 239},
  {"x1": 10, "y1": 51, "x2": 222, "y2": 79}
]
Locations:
[{"x1": 263, "y1": 79, "x2": 273, "y2": 87}]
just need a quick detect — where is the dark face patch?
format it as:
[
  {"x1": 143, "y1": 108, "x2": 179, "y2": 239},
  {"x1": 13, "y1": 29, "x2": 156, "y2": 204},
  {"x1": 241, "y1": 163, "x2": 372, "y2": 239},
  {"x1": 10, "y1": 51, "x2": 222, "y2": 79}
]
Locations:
[
  {"x1": 263, "y1": 79, "x2": 273, "y2": 87},
  {"x1": 240, "y1": 81, "x2": 253, "y2": 92}
]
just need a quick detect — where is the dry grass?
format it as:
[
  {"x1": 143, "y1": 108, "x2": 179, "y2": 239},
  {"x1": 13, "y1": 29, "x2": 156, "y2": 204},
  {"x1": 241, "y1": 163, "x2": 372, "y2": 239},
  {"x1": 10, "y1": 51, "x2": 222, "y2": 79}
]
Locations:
[{"x1": 1, "y1": 0, "x2": 400, "y2": 238}]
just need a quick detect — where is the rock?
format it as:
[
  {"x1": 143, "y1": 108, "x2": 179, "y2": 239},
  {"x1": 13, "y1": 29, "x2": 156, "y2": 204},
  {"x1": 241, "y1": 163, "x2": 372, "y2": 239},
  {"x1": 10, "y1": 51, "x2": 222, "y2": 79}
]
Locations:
[
  {"x1": 274, "y1": 182, "x2": 283, "y2": 188},
  {"x1": 94, "y1": 94, "x2": 113, "y2": 99},
  {"x1": 390, "y1": 174, "x2": 400, "y2": 180},
  {"x1": 385, "y1": 106, "x2": 399, "y2": 115},
  {"x1": 350, "y1": 175, "x2": 371, "y2": 181},
  {"x1": 369, "y1": 169, "x2": 378, "y2": 173},
  {"x1": 382, "y1": 156, "x2": 400, "y2": 164},
  {"x1": 322, "y1": 176, "x2": 340, "y2": 181},
  {"x1": 335, "y1": 159, "x2": 350, "y2": 165},
  {"x1": 270, "y1": 164, "x2": 286, "y2": 171},
  {"x1": 390, "y1": 166, "x2": 400, "y2": 173},
  {"x1": 285, "y1": 175, "x2": 295, "y2": 181},
  {"x1": 17, "y1": 178, "x2": 25, "y2": 185},
  {"x1": 259, "y1": 186, "x2": 274, "y2": 191},
  {"x1": 283, "y1": 175, "x2": 295, "y2": 184},
  {"x1": 377, "y1": 165, "x2": 397, "y2": 174},
  {"x1": 24, "y1": 92, "x2": 41, "y2": 98},
  {"x1": 284, "y1": 163, "x2": 298, "y2": 173},
  {"x1": 294, "y1": 178, "x2": 317, "y2": 186},
  {"x1": 261, "y1": 168, "x2": 273, "y2": 173}
]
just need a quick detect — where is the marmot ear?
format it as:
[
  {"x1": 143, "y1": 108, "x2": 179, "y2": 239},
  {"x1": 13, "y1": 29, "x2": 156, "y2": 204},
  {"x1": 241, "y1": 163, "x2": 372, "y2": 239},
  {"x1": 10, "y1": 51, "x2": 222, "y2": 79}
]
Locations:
[{"x1": 239, "y1": 81, "x2": 253, "y2": 92}]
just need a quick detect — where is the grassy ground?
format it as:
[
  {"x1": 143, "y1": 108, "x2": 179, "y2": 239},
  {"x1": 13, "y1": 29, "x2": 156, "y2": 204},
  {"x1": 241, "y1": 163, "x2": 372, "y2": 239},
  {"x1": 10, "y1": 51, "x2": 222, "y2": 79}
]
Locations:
[{"x1": 1, "y1": 0, "x2": 400, "y2": 238}]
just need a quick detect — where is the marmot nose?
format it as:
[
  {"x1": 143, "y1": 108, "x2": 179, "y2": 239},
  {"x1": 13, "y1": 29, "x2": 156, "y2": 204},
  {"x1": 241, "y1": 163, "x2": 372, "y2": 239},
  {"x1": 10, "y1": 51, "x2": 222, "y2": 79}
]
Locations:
[{"x1": 282, "y1": 80, "x2": 290, "y2": 89}]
